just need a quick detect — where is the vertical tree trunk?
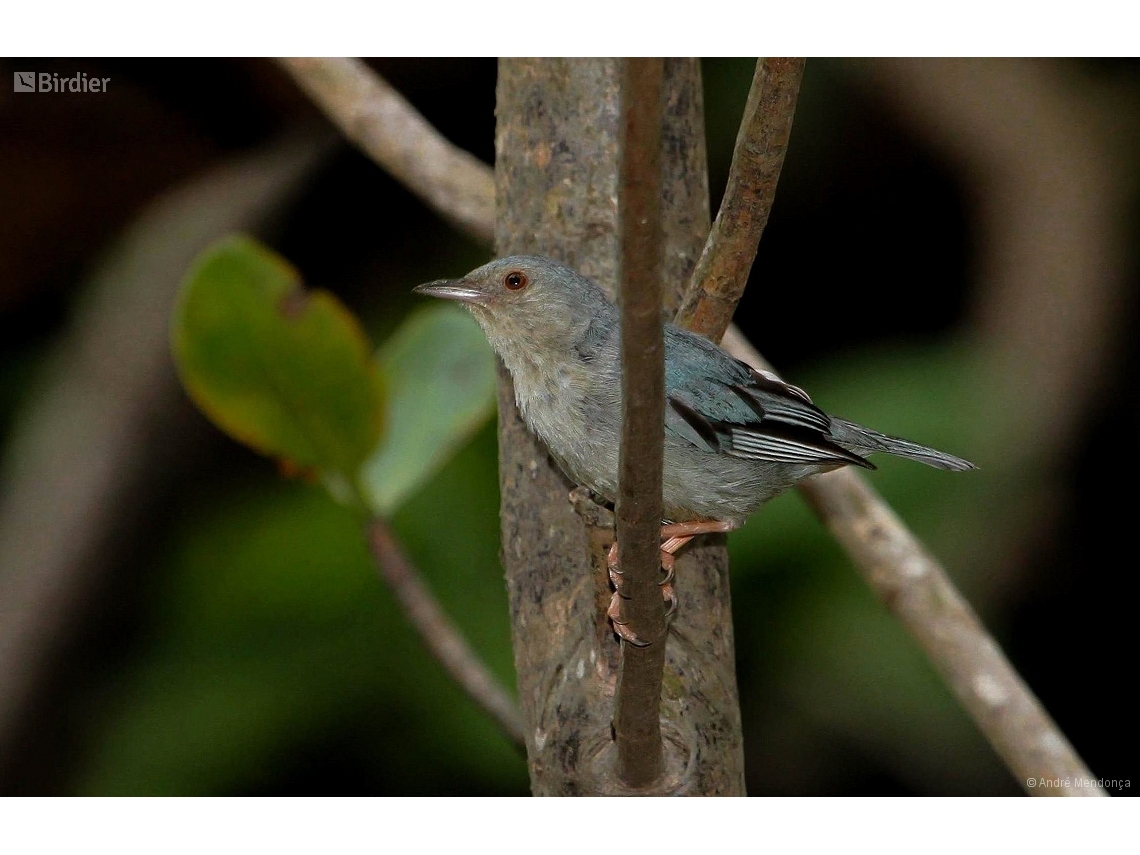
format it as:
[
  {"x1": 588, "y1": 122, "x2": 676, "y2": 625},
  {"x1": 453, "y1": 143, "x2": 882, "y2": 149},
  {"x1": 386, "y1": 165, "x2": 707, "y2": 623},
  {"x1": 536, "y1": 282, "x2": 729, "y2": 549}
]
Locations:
[{"x1": 495, "y1": 58, "x2": 746, "y2": 795}]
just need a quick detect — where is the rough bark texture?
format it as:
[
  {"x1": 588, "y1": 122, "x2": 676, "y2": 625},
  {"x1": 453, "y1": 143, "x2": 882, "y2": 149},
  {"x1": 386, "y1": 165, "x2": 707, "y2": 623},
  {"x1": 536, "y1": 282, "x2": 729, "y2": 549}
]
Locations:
[
  {"x1": 612, "y1": 58, "x2": 668, "y2": 788},
  {"x1": 495, "y1": 58, "x2": 745, "y2": 795}
]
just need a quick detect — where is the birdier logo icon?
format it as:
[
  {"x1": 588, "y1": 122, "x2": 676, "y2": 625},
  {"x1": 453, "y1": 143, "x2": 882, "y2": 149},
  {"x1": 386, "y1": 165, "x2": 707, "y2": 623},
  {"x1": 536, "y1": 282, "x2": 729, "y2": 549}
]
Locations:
[{"x1": 12, "y1": 71, "x2": 110, "y2": 93}]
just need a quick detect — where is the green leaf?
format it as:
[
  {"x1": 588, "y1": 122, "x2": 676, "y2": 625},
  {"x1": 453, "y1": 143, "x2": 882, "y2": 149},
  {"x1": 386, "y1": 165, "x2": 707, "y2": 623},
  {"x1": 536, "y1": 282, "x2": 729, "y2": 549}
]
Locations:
[
  {"x1": 361, "y1": 304, "x2": 496, "y2": 517},
  {"x1": 171, "y1": 235, "x2": 384, "y2": 491}
]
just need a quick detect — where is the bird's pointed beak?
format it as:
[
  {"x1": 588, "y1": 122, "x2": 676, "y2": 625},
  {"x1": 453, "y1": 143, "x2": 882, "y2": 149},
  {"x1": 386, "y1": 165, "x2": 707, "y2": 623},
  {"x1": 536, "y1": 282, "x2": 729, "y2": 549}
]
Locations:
[{"x1": 412, "y1": 279, "x2": 487, "y2": 304}]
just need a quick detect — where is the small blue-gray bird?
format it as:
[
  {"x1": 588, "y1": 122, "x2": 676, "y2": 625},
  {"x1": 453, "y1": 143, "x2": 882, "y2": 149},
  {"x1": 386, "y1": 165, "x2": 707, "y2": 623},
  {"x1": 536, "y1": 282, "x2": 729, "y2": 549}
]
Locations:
[{"x1": 415, "y1": 256, "x2": 974, "y2": 637}]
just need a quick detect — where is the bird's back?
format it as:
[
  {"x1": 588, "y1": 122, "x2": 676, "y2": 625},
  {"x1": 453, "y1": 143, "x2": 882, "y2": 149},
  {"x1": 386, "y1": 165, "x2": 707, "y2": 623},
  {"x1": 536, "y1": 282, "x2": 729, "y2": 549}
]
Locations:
[{"x1": 511, "y1": 304, "x2": 973, "y2": 525}]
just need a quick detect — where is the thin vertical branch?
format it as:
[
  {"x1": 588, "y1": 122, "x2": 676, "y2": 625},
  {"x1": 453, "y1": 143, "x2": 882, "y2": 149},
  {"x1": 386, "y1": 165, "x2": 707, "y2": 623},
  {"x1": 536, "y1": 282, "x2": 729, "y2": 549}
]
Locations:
[
  {"x1": 494, "y1": 60, "x2": 624, "y2": 794},
  {"x1": 612, "y1": 58, "x2": 667, "y2": 789},
  {"x1": 367, "y1": 521, "x2": 525, "y2": 751},
  {"x1": 675, "y1": 58, "x2": 804, "y2": 341},
  {"x1": 494, "y1": 59, "x2": 743, "y2": 794}
]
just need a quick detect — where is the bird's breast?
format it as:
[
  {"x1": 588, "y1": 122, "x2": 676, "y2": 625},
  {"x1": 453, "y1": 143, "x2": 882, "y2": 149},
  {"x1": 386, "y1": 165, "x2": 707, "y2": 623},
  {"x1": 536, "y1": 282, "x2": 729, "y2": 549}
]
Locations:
[{"x1": 504, "y1": 353, "x2": 620, "y2": 498}]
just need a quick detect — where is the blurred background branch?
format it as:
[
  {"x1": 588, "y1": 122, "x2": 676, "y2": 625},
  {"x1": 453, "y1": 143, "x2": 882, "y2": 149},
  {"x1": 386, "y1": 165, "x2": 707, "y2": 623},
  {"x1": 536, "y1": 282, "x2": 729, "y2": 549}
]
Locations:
[
  {"x1": 276, "y1": 58, "x2": 494, "y2": 244},
  {"x1": 0, "y1": 133, "x2": 332, "y2": 777},
  {"x1": 860, "y1": 58, "x2": 1133, "y2": 469},
  {"x1": 367, "y1": 520, "x2": 524, "y2": 750}
]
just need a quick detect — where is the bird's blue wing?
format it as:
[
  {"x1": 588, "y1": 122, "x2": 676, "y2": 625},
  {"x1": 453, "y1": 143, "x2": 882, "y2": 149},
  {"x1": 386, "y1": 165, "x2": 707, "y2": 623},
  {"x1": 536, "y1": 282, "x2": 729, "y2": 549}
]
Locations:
[{"x1": 662, "y1": 325, "x2": 873, "y2": 469}]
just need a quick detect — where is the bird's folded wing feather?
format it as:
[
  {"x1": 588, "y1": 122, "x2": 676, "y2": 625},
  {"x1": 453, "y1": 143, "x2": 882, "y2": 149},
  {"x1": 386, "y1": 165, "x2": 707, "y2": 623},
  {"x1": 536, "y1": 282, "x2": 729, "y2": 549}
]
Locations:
[{"x1": 662, "y1": 326, "x2": 873, "y2": 470}]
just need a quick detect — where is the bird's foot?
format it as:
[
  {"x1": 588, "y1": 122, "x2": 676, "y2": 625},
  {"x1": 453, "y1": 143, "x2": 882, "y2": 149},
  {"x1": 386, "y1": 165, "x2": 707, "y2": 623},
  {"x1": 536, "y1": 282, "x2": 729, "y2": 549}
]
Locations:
[
  {"x1": 605, "y1": 520, "x2": 735, "y2": 645},
  {"x1": 606, "y1": 590, "x2": 649, "y2": 647},
  {"x1": 605, "y1": 540, "x2": 673, "y2": 647},
  {"x1": 659, "y1": 519, "x2": 737, "y2": 542}
]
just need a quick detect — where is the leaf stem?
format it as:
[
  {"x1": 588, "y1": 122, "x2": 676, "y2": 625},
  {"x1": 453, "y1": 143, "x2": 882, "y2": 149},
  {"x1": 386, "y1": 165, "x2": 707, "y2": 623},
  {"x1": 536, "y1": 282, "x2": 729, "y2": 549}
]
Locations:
[{"x1": 367, "y1": 519, "x2": 525, "y2": 752}]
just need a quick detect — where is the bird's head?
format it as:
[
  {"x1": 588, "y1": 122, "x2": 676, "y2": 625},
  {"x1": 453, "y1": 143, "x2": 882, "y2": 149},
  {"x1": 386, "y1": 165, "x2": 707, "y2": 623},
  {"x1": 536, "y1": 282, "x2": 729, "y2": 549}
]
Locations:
[{"x1": 413, "y1": 255, "x2": 613, "y2": 360}]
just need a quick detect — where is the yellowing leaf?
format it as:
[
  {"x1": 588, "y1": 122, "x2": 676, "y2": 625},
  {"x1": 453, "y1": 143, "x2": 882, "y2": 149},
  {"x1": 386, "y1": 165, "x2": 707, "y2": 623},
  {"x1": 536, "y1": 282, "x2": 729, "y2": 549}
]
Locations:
[{"x1": 171, "y1": 236, "x2": 384, "y2": 489}]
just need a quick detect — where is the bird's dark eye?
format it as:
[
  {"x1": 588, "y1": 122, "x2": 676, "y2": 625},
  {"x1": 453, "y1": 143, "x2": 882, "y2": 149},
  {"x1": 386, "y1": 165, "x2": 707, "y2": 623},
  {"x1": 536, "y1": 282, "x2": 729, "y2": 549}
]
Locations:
[{"x1": 504, "y1": 271, "x2": 528, "y2": 291}]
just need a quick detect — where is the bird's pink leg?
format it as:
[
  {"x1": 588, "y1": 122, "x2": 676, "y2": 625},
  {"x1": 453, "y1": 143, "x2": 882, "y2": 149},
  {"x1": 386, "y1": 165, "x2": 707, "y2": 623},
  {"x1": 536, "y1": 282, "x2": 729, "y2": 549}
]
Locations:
[
  {"x1": 606, "y1": 519, "x2": 737, "y2": 646},
  {"x1": 658, "y1": 519, "x2": 736, "y2": 570}
]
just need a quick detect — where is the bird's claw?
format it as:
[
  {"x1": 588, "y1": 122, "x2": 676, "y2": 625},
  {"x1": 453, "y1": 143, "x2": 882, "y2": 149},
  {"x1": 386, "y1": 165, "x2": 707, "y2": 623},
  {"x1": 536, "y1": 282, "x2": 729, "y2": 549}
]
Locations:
[
  {"x1": 607, "y1": 541, "x2": 675, "y2": 582},
  {"x1": 607, "y1": 590, "x2": 652, "y2": 647},
  {"x1": 606, "y1": 539, "x2": 677, "y2": 647}
]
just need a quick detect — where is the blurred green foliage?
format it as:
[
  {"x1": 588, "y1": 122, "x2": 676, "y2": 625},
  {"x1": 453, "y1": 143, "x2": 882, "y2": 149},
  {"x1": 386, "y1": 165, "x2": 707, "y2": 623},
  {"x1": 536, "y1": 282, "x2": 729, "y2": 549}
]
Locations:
[
  {"x1": 362, "y1": 304, "x2": 496, "y2": 517},
  {"x1": 172, "y1": 235, "x2": 498, "y2": 520},
  {"x1": 171, "y1": 236, "x2": 385, "y2": 494},
  {"x1": 77, "y1": 423, "x2": 524, "y2": 795}
]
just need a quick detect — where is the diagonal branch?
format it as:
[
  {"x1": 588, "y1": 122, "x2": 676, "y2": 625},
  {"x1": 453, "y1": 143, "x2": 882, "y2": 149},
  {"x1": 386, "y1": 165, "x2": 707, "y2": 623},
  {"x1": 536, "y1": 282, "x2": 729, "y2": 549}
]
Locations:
[
  {"x1": 280, "y1": 56, "x2": 1103, "y2": 796},
  {"x1": 719, "y1": 327, "x2": 1103, "y2": 797},
  {"x1": 276, "y1": 58, "x2": 494, "y2": 244},
  {"x1": 612, "y1": 58, "x2": 668, "y2": 789},
  {"x1": 674, "y1": 58, "x2": 804, "y2": 341},
  {"x1": 367, "y1": 520, "x2": 525, "y2": 751}
]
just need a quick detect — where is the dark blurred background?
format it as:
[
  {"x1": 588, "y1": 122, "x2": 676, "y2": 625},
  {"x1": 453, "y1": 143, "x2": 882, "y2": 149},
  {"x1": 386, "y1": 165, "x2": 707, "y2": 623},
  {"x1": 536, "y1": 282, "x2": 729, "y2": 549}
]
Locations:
[{"x1": 0, "y1": 58, "x2": 1135, "y2": 795}]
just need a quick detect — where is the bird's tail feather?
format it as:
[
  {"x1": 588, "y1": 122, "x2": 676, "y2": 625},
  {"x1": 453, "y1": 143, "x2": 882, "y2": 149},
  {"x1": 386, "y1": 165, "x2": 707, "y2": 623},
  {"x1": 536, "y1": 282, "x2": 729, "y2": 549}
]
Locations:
[{"x1": 830, "y1": 418, "x2": 977, "y2": 472}]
